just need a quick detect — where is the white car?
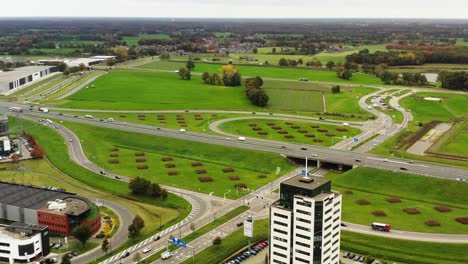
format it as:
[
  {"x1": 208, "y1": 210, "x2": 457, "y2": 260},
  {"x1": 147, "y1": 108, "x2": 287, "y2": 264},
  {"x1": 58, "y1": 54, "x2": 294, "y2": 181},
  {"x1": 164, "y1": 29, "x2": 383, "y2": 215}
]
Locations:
[
  {"x1": 161, "y1": 251, "x2": 173, "y2": 259},
  {"x1": 238, "y1": 136, "x2": 246, "y2": 141},
  {"x1": 107, "y1": 118, "x2": 114, "y2": 122},
  {"x1": 179, "y1": 128, "x2": 186, "y2": 132},
  {"x1": 342, "y1": 122, "x2": 350, "y2": 126},
  {"x1": 84, "y1": 115, "x2": 93, "y2": 119},
  {"x1": 143, "y1": 246, "x2": 151, "y2": 253}
]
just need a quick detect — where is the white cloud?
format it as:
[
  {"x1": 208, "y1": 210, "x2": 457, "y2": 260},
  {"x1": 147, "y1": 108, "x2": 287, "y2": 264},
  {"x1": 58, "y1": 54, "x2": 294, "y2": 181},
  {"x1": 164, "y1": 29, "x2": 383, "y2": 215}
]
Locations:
[{"x1": 1, "y1": 0, "x2": 468, "y2": 18}]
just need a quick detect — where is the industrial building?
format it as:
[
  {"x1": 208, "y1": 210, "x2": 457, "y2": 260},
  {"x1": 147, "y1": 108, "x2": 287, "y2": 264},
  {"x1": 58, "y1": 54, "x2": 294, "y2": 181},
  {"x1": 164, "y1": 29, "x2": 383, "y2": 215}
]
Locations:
[
  {"x1": 0, "y1": 223, "x2": 50, "y2": 264},
  {"x1": 0, "y1": 66, "x2": 59, "y2": 95},
  {"x1": 0, "y1": 182, "x2": 101, "y2": 237},
  {"x1": 0, "y1": 114, "x2": 8, "y2": 137},
  {"x1": 37, "y1": 55, "x2": 116, "y2": 68},
  {"x1": 269, "y1": 174, "x2": 342, "y2": 264}
]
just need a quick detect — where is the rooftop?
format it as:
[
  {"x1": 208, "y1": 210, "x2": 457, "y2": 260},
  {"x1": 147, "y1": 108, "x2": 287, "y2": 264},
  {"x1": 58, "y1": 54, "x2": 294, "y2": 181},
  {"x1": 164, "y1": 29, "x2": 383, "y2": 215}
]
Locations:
[
  {"x1": 282, "y1": 174, "x2": 330, "y2": 191},
  {"x1": 0, "y1": 181, "x2": 76, "y2": 210},
  {"x1": 41, "y1": 197, "x2": 90, "y2": 216},
  {"x1": 0, "y1": 223, "x2": 47, "y2": 240},
  {"x1": 0, "y1": 66, "x2": 56, "y2": 84}
]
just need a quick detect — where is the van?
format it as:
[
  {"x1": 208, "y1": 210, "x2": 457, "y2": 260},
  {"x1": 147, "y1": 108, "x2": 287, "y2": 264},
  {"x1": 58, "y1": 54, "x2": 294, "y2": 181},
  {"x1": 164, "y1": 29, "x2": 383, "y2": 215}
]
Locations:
[
  {"x1": 342, "y1": 122, "x2": 350, "y2": 126},
  {"x1": 161, "y1": 251, "x2": 172, "y2": 260},
  {"x1": 238, "y1": 136, "x2": 246, "y2": 141},
  {"x1": 84, "y1": 115, "x2": 93, "y2": 119}
]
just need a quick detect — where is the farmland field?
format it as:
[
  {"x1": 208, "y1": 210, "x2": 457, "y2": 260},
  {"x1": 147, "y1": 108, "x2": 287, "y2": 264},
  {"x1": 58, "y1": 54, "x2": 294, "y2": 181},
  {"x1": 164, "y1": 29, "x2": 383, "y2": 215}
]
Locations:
[
  {"x1": 219, "y1": 119, "x2": 361, "y2": 146},
  {"x1": 62, "y1": 121, "x2": 296, "y2": 199},
  {"x1": 61, "y1": 71, "x2": 257, "y2": 110},
  {"x1": 123, "y1": 34, "x2": 171, "y2": 46},
  {"x1": 266, "y1": 89, "x2": 323, "y2": 112},
  {"x1": 327, "y1": 168, "x2": 468, "y2": 233},
  {"x1": 136, "y1": 60, "x2": 384, "y2": 84}
]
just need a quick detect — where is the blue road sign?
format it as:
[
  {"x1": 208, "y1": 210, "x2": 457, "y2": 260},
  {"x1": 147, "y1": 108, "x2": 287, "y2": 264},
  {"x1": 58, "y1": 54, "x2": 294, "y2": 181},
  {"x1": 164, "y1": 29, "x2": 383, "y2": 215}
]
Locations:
[
  {"x1": 353, "y1": 137, "x2": 359, "y2": 143},
  {"x1": 301, "y1": 169, "x2": 307, "y2": 175},
  {"x1": 182, "y1": 241, "x2": 187, "y2": 248},
  {"x1": 172, "y1": 237, "x2": 180, "y2": 246}
]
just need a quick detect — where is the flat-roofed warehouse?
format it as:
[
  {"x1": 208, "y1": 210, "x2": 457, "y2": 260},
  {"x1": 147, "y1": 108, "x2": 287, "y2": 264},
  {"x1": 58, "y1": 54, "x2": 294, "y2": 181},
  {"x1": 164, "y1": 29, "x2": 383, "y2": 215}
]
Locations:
[{"x1": 0, "y1": 65, "x2": 59, "y2": 95}]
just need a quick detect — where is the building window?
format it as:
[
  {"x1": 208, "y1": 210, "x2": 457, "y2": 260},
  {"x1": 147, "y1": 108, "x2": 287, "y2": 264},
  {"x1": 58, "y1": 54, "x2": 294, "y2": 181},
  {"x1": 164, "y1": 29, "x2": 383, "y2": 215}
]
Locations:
[
  {"x1": 274, "y1": 213, "x2": 288, "y2": 219},
  {"x1": 325, "y1": 208, "x2": 332, "y2": 215},
  {"x1": 295, "y1": 241, "x2": 310, "y2": 248},
  {"x1": 297, "y1": 233, "x2": 311, "y2": 240},
  {"x1": 296, "y1": 209, "x2": 311, "y2": 216},
  {"x1": 273, "y1": 228, "x2": 288, "y2": 235},
  {"x1": 273, "y1": 252, "x2": 287, "y2": 258},
  {"x1": 0, "y1": 242, "x2": 9, "y2": 247},
  {"x1": 274, "y1": 221, "x2": 288, "y2": 227},
  {"x1": 273, "y1": 236, "x2": 288, "y2": 243},
  {"x1": 296, "y1": 225, "x2": 310, "y2": 232},
  {"x1": 334, "y1": 201, "x2": 341, "y2": 207},
  {"x1": 295, "y1": 249, "x2": 311, "y2": 256},
  {"x1": 296, "y1": 217, "x2": 311, "y2": 224},
  {"x1": 296, "y1": 201, "x2": 311, "y2": 207},
  {"x1": 273, "y1": 243, "x2": 287, "y2": 250},
  {"x1": 273, "y1": 260, "x2": 287, "y2": 264},
  {"x1": 294, "y1": 257, "x2": 310, "y2": 263}
]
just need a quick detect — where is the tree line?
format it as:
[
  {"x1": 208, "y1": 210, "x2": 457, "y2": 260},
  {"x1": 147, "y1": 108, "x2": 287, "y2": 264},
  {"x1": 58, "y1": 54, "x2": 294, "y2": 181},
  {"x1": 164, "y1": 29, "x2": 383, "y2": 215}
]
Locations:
[
  {"x1": 128, "y1": 177, "x2": 168, "y2": 200},
  {"x1": 438, "y1": 71, "x2": 468, "y2": 90}
]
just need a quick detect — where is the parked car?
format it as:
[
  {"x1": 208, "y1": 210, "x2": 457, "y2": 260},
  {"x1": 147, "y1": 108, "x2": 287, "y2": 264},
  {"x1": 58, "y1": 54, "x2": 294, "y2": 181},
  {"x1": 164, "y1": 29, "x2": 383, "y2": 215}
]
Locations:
[
  {"x1": 353, "y1": 255, "x2": 360, "y2": 261},
  {"x1": 142, "y1": 246, "x2": 151, "y2": 253},
  {"x1": 161, "y1": 251, "x2": 172, "y2": 260},
  {"x1": 121, "y1": 252, "x2": 130, "y2": 258},
  {"x1": 236, "y1": 222, "x2": 244, "y2": 227},
  {"x1": 359, "y1": 256, "x2": 365, "y2": 262},
  {"x1": 53, "y1": 243, "x2": 62, "y2": 249},
  {"x1": 343, "y1": 252, "x2": 350, "y2": 258}
]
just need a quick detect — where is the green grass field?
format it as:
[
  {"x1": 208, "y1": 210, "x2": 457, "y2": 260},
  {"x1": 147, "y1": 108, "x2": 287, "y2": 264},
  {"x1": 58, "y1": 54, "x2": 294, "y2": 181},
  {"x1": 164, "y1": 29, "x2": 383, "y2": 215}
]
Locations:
[
  {"x1": 136, "y1": 60, "x2": 383, "y2": 84},
  {"x1": 327, "y1": 168, "x2": 468, "y2": 233},
  {"x1": 29, "y1": 48, "x2": 82, "y2": 54},
  {"x1": 400, "y1": 92, "x2": 467, "y2": 124},
  {"x1": 266, "y1": 89, "x2": 323, "y2": 112},
  {"x1": 61, "y1": 71, "x2": 257, "y2": 110},
  {"x1": 219, "y1": 119, "x2": 361, "y2": 146},
  {"x1": 325, "y1": 87, "x2": 376, "y2": 115},
  {"x1": 437, "y1": 121, "x2": 468, "y2": 156},
  {"x1": 61, "y1": 121, "x2": 296, "y2": 199},
  {"x1": 341, "y1": 231, "x2": 468, "y2": 264},
  {"x1": 123, "y1": 34, "x2": 171, "y2": 46}
]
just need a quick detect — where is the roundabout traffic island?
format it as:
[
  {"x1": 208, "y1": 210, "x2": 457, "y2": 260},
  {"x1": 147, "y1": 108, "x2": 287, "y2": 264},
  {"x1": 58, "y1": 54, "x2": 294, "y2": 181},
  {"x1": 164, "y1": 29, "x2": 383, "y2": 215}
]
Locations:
[
  {"x1": 168, "y1": 171, "x2": 178, "y2": 176},
  {"x1": 161, "y1": 157, "x2": 173, "y2": 162},
  {"x1": 229, "y1": 175, "x2": 240, "y2": 180},
  {"x1": 434, "y1": 205, "x2": 452, "y2": 212},
  {"x1": 137, "y1": 165, "x2": 149, "y2": 170},
  {"x1": 455, "y1": 217, "x2": 468, "y2": 224},
  {"x1": 108, "y1": 159, "x2": 120, "y2": 164},
  {"x1": 372, "y1": 210, "x2": 387, "y2": 217},
  {"x1": 258, "y1": 132, "x2": 268, "y2": 135},
  {"x1": 165, "y1": 163, "x2": 176, "y2": 168},
  {"x1": 305, "y1": 134, "x2": 316, "y2": 138},
  {"x1": 425, "y1": 220, "x2": 441, "y2": 227},
  {"x1": 386, "y1": 197, "x2": 402, "y2": 203},
  {"x1": 223, "y1": 168, "x2": 235, "y2": 173},
  {"x1": 191, "y1": 162, "x2": 203, "y2": 167},
  {"x1": 199, "y1": 176, "x2": 213, "y2": 182},
  {"x1": 135, "y1": 158, "x2": 147, "y2": 163},
  {"x1": 403, "y1": 208, "x2": 421, "y2": 214},
  {"x1": 356, "y1": 199, "x2": 370, "y2": 205}
]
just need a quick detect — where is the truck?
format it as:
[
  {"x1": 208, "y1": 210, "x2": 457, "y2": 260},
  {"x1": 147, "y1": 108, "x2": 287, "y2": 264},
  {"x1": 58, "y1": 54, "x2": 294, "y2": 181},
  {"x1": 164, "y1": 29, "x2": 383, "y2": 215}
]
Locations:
[
  {"x1": 371, "y1": 222, "x2": 391, "y2": 232},
  {"x1": 38, "y1": 107, "x2": 49, "y2": 112},
  {"x1": 9, "y1": 107, "x2": 23, "y2": 113}
]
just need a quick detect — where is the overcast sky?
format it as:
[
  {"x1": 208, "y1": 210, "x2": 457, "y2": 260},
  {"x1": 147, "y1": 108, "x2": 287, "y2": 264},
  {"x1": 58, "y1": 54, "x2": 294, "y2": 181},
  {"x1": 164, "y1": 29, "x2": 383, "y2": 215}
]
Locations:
[{"x1": 1, "y1": 0, "x2": 468, "y2": 19}]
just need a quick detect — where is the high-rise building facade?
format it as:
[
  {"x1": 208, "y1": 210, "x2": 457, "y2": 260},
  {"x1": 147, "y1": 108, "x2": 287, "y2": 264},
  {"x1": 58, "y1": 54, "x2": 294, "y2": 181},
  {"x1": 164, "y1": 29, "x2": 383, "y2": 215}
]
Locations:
[{"x1": 269, "y1": 175, "x2": 342, "y2": 264}]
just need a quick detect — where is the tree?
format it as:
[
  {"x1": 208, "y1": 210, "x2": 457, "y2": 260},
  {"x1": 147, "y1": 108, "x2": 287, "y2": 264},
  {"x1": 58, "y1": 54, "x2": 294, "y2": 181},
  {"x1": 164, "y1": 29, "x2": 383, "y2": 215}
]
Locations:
[
  {"x1": 190, "y1": 223, "x2": 196, "y2": 231},
  {"x1": 101, "y1": 237, "x2": 110, "y2": 254},
  {"x1": 248, "y1": 89, "x2": 269, "y2": 107},
  {"x1": 149, "y1": 183, "x2": 161, "y2": 197},
  {"x1": 297, "y1": 58, "x2": 303, "y2": 65},
  {"x1": 159, "y1": 52, "x2": 170, "y2": 59},
  {"x1": 79, "y1": 63, "x2": 87, "y2": 72},
  {"x1": 341, "y1": 70, "x2": 352, "y2": 80},
  {"x1": 186, "y1": 60, "x2": 195, "y2": 71},
  {"x1": 220, "y1": 64, "x2": 241, "y2": 86},
  {"x1": 178, "y1": 68, "x2": 187, "y2": 79},
  {"x1": 57, "y1": 62, "x2": 67, "y2": 72},
  {"x1": 201, "y1": 72, "x2": 210, "y2": 84},
  {"x1": 133, "y1": 215, "x2": 145, "y2": 233},
  {"x1": 71, "y1": 224, "x2": 92, "y2": 246},
  {"x1": 278, "y1": 58, "x2": 288, "y2": 66},
  {"x1": 128, "y1": 224, "x2": 139, "y2": 239},
  {"x1": 106, "y1": 58, "x2": 116, "y2": 67},
  {"x1": 61, "y1": 254, "x2": 71, "y2": 264},
  {"x1": 212, "y1": 236, "x2": 222, "y2": 245},
  {"x1": 111, "y1": 46, "x2": 128, "y2": 61},
  {"x1": 128, "y1": 177, "x2": 151, "y2": 195},
  {"x1": 326, "y1": 61, "x2": 335, "y2": 70},
  {"x1": 331, "y1": 85, "x2": 341, "y2": 93},
  {"x1": 161, "y1": 188, "x2": 168, "y2": 200},
  {"x1": 253, "y1": 47, "x2": 258, "y2": 54},
  {"x1": 272, "y1": 47, "x2": 276, "y2": 54}
]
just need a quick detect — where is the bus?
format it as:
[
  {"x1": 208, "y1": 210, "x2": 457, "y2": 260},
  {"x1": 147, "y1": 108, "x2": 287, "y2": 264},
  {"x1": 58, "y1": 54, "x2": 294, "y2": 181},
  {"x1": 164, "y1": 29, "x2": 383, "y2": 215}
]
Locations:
[
  {"x1": 371, "y1": 222, "x2": 391, "y2": 232},
  {"x1": 9, "y1": 107, "x2": 23, "y2": 113}
]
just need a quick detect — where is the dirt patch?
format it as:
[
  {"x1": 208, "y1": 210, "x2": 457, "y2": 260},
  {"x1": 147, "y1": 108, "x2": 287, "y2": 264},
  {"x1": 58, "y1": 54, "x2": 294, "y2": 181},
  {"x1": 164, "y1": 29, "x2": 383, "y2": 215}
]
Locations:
[
  {"x1": 135, "y1": 158, "x2": 147, "y2": 163},
  {"x1": 278, "y1": 131, "x2": 288, "y2": 134},
  {"x1": 434, "y1": 205, "x2": 452, "y2": 213},
  {"x1": 195, "y1": 169, "x2": 208, "y2": 174},
  {"x1": 161, "y1": 157, "x2": 173, "y2": 162},
  {"x1": 248, "y1": 123, "x2": 257, "y2": 127},
  {"x1": 136, "y1": 165, "x2": 149, "y2": 169},
  {"x1": 109, "y1": 153, "x2": 119, "y2": 157},
  {"x1": 234, "y1": 183, "x2": 247, "y2": 189},
  {"x1": 285, "y1": 122, "x2": 294, "y2": 125},
  {"x1": 403, "y1": 208, "x2": 421, "y2": 214},
  {"x1": 229, "y1": 175, "x2": 240, "y2": 180},
  {"x1": 336, "y1": 127, "x2": 348, "y2": 132},
  {"x1": 311, "y1": 125, "x2": 320, "y2": 128},
  {"x1": 191, "y1": 162, "x2": 203, "y2": 167},
  {"x1": 313, "y1": 138, "x2": 323, "y2": 142},
  {"x1": 272, "y1": 126, "x2": 282, "y2": 130},
  {"x1": 257, "y1": 174, "x2": 267, "y2": 178},
  {"x1": 110, "y1": 147, "x2": 119, "y2": 151},
  {"x1": 291, "y1": 126, "x2": 300, "y2": 129},
  {"x1": 165, "y1": 163, "x2": 176, "y2": 168},
  {"x1": 317, "y1": 129, "x2": 328, "y2": 133},
  {"x1": 284, "y1": 135, "x2": 294, "y2": 138},
  {"x1": 425, "y1": 220, "x2": 441, "y2": 226},
  {"x1": 386, "y1": 197, "x2": 401, "y2": 203},
  {"x1": 252, "y1": 127, "x2": 262, "y2": 131},
  {"x1": 222, "y1": 168, "x2": 235, "y2": 173},
  {"x1": 356, "y1": 199, "x2": 370, "y2": 205},
  {"x1": 305, "y1": 134, "x2": 316, "y2": 138},
  {"x1": 297, "y1": 130, "x2": 308, "y2": 133},
  {"x1": 372, "y1": 211, "x2": 387, "y2": 217},
  {"x1": 258, "y1": 132, "x2": 268, "y2": 135},
  {"x1": 345, "y1": 190, "x2": 353, "y2": 195},
  {"x1": 168, "y1": 171, "x2": 178, "y2": 176},
  {"x1": 266, "y1": 123, "x2": 275, "y2": 126},
  {"x1": 325, "y1": 133, "x2": 336, "y2": 137},
  {"x1": 135, "y1": 152, "x2": 145, "y2": 156},
  {"x1": 455, "y1": 217, "x2": 468, "y2": 224},
  {"x1": 199, "y1": 177, "x2": 213, "y2": 182},
  {"x1": 108, "y1": 159, "x2": 120, "y2": 164}
]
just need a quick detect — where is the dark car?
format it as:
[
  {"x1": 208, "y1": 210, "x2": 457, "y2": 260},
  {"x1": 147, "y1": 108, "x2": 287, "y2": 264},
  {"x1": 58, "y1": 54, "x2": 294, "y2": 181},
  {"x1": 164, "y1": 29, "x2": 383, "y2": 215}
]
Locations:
[
  {"x1": 154, "y1": 235, "x2": 160, "y2": 241},
  {"x1": 341, "y1": 222, "x2": 348, "y2": 227},
  {"x1": 301, "y1": 147, "x2": 307, "y2": 150},
  {"x1": 400, "y1": 167, "x2": 408, "y2": 171},
  {"x1": 319, "y1": 117, "x2": 325, "y2": 120},
  {"x1": 121, "y1": 252, "x2": 130, "y2": 258},
  {"x1": 236, "y1": 222, "x2": 244, "y2": 227}
]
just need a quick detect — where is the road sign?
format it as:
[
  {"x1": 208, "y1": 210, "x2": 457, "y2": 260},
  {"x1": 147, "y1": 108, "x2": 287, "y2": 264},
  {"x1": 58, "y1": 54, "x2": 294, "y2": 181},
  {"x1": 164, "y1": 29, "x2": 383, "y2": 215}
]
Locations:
[
  {"x1": 182, "y1": 241, "x2": 187, "y2": 248},
  {"x1": 353, "y1": 137, "x2": 359, "y2": 143},
  {"x1": 172, "y1": 237, "x2": 180, "y2": 246},
  {"x1": 301, "y1": 170, "x2": 308, "y2": 176},
  {"x1": 244, "y1": 216, "x2": 254, "y2": 238}
]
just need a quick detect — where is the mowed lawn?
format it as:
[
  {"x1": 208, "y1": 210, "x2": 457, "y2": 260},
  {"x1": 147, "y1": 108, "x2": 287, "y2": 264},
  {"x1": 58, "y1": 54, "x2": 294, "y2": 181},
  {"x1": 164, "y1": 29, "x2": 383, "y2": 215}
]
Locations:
[
  {"x1": 63, "y1": 121, "x2": 296, "y2": 199},
  {"x1": 400, "y1": 92, "x2": 467, "y2": 123},
  {"x1": 325, "y1": 87, "x2": 377, "y2": 115},
  {"x1": 327, "y1": 168, "x2": 468, "y2": 233},
  {"x1": 137, "y1": 60, "x2": 383, "y2": 85},
  {"x1": 219, "y1": 119, "x2": 361, "y2": 146},
  {"x1": 62, "y1": 71, "x2": 257, "y2": 110},
  {"x1": 266, "y1": 89, "x2": 323, "y2": 112},
  {"x1": 438, "y1": 121, "x2": 468, "y2": 156}
]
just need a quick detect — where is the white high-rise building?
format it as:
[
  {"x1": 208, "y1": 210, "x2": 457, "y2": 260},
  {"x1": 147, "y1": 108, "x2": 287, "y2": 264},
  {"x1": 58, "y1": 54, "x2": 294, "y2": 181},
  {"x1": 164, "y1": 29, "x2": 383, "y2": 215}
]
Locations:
[{"x1": 269, "y1": 175, "x2": 342, "y2": 264}]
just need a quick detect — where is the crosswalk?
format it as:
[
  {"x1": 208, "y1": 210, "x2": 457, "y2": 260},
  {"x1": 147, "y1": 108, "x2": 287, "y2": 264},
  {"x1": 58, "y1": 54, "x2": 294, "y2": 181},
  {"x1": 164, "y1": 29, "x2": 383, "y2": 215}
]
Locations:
[{"x1": 101, "y1": 195, "x2": 201, "y2": 264}]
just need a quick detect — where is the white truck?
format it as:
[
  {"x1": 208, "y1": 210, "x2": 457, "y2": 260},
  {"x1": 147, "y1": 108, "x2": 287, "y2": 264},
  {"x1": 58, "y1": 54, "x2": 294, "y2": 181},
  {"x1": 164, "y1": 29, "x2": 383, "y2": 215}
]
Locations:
[{"x1": 238, "y1": 136, "x2": 246, "y2": 141}]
